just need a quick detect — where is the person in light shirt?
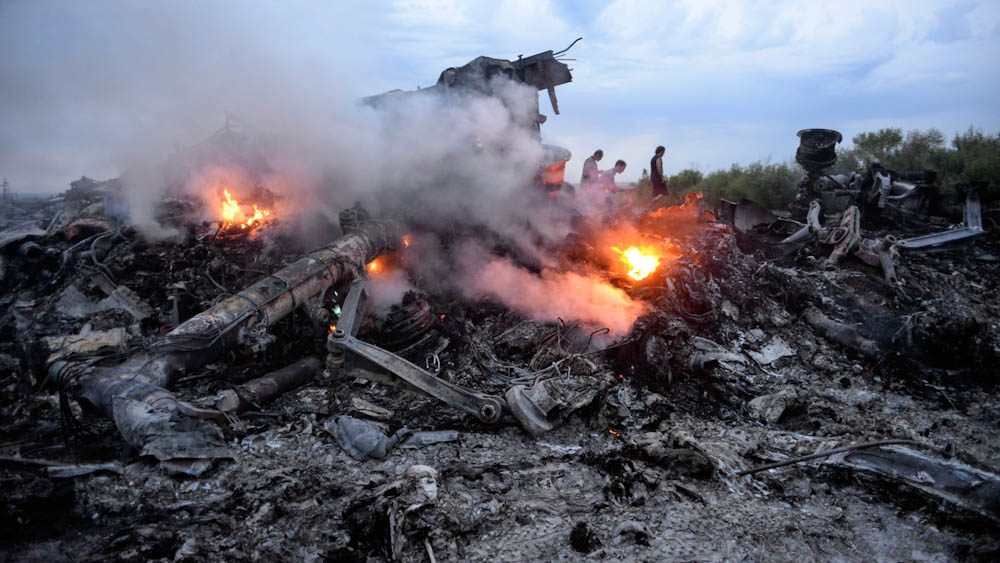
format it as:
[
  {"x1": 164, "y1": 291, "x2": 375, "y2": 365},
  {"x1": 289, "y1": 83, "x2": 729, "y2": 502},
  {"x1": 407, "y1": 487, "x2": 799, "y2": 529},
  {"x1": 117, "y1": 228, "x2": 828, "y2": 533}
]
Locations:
[{"x1": 596, "y1": 159, "x2": 631, "y2": 195}]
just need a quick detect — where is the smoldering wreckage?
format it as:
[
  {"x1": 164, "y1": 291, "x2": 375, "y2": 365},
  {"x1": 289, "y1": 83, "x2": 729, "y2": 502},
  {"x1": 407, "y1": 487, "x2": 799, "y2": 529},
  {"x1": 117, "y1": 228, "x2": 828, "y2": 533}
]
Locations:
[{"x1": 2, "y1": 44, "x2": 1000, "y2": 562}]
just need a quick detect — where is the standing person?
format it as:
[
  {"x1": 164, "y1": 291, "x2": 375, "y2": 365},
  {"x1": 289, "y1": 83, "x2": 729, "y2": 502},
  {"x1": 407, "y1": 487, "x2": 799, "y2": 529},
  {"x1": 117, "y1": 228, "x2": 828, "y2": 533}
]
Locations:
[
  {"x1": 650, "y1": 145, "x2": 668, "y2": 201},
  {"x1": 581, "y1": 149, "x2": 603, "y2": 188}
]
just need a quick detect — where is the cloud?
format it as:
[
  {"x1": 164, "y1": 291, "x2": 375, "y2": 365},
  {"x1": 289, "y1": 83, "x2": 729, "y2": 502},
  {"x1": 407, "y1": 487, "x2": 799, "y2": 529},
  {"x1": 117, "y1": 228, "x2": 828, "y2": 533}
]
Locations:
[
  {"x1": 553, "y1": 0, "x2": 1000, "y2": 176},
  {"x1": 1, "y1": 0, "x2": 998, "y2": 195}
]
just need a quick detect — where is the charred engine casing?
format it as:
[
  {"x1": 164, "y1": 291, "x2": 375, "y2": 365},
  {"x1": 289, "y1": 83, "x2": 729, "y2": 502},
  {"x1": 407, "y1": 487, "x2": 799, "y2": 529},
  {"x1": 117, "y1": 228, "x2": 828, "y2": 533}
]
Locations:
[
  {"x1": 790, "y1": 129, "x2": 844, "y2": 219},
  {"x1": 790, "y1": 129, "x2": 944, "y2": 223},
  {"x1": 796, "y1": 129, "x2": 842, "y2": 173}
]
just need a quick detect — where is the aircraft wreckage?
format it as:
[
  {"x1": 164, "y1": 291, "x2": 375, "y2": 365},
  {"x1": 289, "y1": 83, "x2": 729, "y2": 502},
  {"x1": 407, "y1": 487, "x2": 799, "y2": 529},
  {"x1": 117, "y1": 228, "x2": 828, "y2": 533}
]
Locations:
[{"x1": 2, "y1": 44, "x2": 999, "y2": 560}]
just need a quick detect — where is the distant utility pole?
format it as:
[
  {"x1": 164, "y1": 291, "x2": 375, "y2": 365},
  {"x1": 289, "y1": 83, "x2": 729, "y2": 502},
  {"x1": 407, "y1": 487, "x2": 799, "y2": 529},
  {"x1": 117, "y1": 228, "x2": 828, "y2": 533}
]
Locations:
[{"x1": 1, "y1": 178, "x2": 11, "y2": 201}]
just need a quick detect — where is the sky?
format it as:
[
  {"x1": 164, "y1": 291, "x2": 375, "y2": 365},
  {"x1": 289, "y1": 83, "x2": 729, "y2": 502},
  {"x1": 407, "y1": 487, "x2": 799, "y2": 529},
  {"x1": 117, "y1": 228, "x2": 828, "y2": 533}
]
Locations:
[{"x1": 1, "y1": 0, "x2": 999, "y2": 192}]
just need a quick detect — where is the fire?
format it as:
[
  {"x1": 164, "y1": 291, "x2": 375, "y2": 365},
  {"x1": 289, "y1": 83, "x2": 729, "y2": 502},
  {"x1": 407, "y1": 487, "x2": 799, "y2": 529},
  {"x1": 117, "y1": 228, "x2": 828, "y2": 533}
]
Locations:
[
  {"x1": 367, "y1": 259, "x2": 380, "y2": 273},
  {"x1": 221, "y1": 189, "x2": 240, "y2": 225},
  {"x1": 402, "y1": 235, "x2": 411, "y2": 248},
  {"x1": 218, "y1": 187, "x2": 273, "y2": 233},
  {"x1": 244, "y1": 204, "x2": 270, "y2": 229},
  {"x1": 611, "y1": 245, "x2": 661, "y2": 281}
]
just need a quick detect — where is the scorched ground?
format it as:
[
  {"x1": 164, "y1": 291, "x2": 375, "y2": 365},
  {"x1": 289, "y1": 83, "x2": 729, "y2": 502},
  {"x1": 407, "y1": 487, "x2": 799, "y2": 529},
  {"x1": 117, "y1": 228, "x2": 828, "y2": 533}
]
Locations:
[{"x1": 1, "y1": 174, "x2": 999, "y2": 561}]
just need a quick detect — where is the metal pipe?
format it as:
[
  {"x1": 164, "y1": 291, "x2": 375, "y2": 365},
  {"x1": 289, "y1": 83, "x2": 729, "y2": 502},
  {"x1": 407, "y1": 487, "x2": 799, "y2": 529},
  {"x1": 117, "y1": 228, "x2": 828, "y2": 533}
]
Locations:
[
  {"x1": 214, "y1": 356, "x2": 322, "y2": 414},
  {"x1": 803, "y1": 306, "x2": 879, "y2": 358}
]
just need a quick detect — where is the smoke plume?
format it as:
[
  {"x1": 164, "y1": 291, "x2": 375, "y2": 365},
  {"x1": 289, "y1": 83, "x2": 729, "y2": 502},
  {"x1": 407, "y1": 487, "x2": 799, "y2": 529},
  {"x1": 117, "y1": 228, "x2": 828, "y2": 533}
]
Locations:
[
  {"x1": 464, "y1": 256, "x2": 647, "y2": 336},
  {"x1": 1, "y1": 2, "x2": 644, "y2": 336}
]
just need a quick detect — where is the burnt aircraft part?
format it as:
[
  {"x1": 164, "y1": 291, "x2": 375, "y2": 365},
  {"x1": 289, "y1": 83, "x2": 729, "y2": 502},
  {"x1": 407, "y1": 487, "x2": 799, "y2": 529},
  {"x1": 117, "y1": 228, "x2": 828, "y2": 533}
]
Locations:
[
  {"x1": 330, "y1": 330, "x2": 503, "y2": 423},
  {"x1": 512, "y1": 49, "x2": 574, "y2": 115},
  {"x1": 537, "y1": 144, "x2": 573, "y2": 192},
  {"x1": 796, "y1": 129, "x2": 842, "y2": 173},
  {"x1": 363, "y1": 46, "x2": 572, "y2": 110},
  {"x1": 377, "y1": 298, "x2": 438, "y2": 357},
  {"x1": 18, "y1": 241, "x2": 44, "y2": 263},
  {"x1": 329, "y1": 280, "x2": 503, "y2": 424},
  {"x1": 855, "y1": 235, "x2": 899, "y2": 284},
  {"x1": 733, "y1": 199, "x2": 777, "y2": 233},
  {"x1": 361, "y1": 45, "x2": 574, "y2": 152},
  {"x1": 505, "y1": 380, "x2": 565, "y2": 436},
  {"x1": 828, "y1": 446, "x2": 1000, "y2": 524},
  {"x1": 70, "y1": 216, "x2": 402, "y2": 457},
  {"x1": 780, "y1": 200, "x2": 822, "y2": 244},
  {"x1": 215, "y1": 356, "x2": 322, "y2": 414},
  {"x1": 897, "y1": 187, "x2": 986, "y2": 252},
  {"x1": 328, "y1": 415, "x2": 411, "y2": 461},
  {"x1": 0, "y1": 222, "x2": 47, "y2": 252}
]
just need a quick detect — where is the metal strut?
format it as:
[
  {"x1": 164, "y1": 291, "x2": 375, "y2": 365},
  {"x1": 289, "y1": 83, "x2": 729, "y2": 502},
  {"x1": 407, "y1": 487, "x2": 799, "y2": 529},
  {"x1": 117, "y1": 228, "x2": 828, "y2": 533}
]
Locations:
[{"x1": 327, "y1": 278, "x2": 504, "y2": 423}]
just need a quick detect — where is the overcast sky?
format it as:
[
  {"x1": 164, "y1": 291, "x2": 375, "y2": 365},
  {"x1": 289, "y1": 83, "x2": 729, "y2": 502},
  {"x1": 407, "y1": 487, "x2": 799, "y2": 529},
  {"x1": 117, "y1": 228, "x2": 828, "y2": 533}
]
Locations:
[{"x1": 2, "y1": 0, "x2": 998, "y2": 192}]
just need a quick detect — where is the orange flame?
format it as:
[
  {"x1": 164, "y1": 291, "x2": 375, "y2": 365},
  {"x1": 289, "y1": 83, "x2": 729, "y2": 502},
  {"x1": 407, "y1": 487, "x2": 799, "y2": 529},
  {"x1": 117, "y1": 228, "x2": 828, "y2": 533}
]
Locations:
[
  {"x1": 221, "y1": 189, "x2": 240, "y2": 226},
  {"x1": 402, "y1": 235, "x2": 411, "y2": 248},
  {"x1": 611, "y1": 245, "x2": 661, "y2": 281},
  {"x1": 242, "y1": 204, "x2": 270, "y2": 229},
  {"x1": 367, "y1": 259, "x2": 379, "y2": 273},
  {"x1": 218, "y1": 187, "x2": 273, "y2": 233}
]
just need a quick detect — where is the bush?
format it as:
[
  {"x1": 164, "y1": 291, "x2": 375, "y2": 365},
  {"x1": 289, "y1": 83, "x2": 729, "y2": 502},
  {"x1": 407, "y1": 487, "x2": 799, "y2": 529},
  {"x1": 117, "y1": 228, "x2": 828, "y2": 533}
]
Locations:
[
  {"x1": 689, "y1": 161, "x2": 798, "y2": 210},
  {"x1": 634, "y1": 168, "x2": 652, "y2": 201},
  {"x1": 631, "y1": 126, "x2": 1000, "y2": 212},
  {"x1": 832, "y1": 126, "x2": 1000, "y2": 201},
  {"x1": 939, "y1": 128, "x2": 1000, "y2": 201},
  {"x1": 667, "y1": 169, "x2": 703, "y2": 194}
]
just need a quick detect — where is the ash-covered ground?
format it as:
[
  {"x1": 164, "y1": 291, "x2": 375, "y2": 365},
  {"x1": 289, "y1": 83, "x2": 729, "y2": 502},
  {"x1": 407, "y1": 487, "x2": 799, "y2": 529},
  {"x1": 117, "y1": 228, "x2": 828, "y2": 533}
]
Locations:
[{"x1": 1, "y1": 180, "x2": 999, "y2": 562}]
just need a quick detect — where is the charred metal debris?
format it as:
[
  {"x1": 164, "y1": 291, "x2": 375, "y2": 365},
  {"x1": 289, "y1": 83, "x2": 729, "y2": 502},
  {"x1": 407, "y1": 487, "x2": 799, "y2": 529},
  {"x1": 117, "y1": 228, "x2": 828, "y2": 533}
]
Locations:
[{"x1": 2, "y1": 61, "x2": 1000, "y2": 560}]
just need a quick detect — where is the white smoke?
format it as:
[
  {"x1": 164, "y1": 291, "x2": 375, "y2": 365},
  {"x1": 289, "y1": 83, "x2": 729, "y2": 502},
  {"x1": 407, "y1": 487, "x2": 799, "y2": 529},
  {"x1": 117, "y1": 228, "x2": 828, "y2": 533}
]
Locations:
[{"x1": 1, "y1": 2, "x2": 642, "y2": 334}]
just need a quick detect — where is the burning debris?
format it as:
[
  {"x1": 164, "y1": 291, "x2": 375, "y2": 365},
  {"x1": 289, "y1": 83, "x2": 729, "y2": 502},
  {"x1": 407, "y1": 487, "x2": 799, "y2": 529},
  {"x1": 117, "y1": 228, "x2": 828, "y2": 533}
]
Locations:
[
  {"x1": 217, "y1": 188, "x2": 273, "y2": 236},
  {"x1": 2, "y1": 51, "x2": 1000, "y2": 562}
]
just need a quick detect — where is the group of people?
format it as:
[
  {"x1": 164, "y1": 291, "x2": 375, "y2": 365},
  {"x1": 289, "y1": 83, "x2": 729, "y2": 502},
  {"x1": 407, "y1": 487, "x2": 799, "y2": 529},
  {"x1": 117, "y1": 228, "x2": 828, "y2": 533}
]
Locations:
[{"x1": 579, "y1": 145, "x2": 669, "y2": 204}]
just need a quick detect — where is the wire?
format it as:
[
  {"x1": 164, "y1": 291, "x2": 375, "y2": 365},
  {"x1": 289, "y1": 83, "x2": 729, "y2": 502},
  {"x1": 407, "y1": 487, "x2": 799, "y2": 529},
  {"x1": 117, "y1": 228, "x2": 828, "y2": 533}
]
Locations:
[{"x1": 553, "y1": 37, "x2": 582, "y2": 56}]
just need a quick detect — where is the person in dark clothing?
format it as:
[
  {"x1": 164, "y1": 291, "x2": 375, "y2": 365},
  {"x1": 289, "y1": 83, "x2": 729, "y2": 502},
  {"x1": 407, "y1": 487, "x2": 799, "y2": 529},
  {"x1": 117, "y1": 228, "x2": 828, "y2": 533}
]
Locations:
[
  {"x1": 650, "y1": 145, "x2": 667, "y2": 199},
  {"x1": 581, "y1": 149, "x2": 603, "y2": 188}
]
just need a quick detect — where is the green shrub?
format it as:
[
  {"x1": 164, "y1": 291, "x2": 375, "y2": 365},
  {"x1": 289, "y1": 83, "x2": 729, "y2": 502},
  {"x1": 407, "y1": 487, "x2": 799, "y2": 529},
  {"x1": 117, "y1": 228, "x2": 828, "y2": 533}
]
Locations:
[
  {"x1": 687, "y1": 161, "x2": 798, "y2": 210},
  {"x1": 634, "y1": 168, "x2": 652, "y2": 201},
  {"x1": 834, "y1": 127, "x2": 1000, "y2": 201},
  {"x1": 636, "y1": 126, "x2": 1000, "y2": 211},
  {"x1": 667, "y1": 169, "x2": 703, "y2": 194}
]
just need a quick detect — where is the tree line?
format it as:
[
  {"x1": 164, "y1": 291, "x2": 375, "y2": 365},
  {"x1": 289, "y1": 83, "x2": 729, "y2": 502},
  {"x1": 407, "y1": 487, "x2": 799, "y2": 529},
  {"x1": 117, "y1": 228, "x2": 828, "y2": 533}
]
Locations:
[{"x1": 634, "y1": 127, "x2": 1000, "y2": 210}]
